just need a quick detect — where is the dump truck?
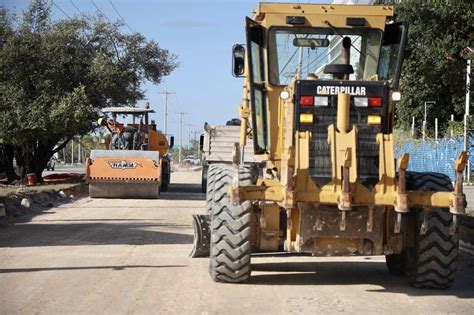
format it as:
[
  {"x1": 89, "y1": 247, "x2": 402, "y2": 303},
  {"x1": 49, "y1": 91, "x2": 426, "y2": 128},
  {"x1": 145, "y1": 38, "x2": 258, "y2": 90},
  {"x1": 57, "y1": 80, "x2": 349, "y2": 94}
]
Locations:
[
  {"x1": 86, "y1": 107, "x2": 173, "y2": 198},
  {"x1": 191, "y1": 2, "x2": 468, "y2": 289},
  {"x1": 200, "y1": 119, "x2": 261, "y2": 193}
]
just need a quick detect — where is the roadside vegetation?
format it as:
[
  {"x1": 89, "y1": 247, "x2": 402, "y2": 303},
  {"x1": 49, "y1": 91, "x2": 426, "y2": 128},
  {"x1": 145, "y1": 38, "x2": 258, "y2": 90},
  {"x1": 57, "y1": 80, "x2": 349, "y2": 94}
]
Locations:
[
  {"x1": 0, "y1": 0, "x2": 178, "y2": 183},
  {"x1": 386, "y1": 0, "x2": 473, "y2": 136}
]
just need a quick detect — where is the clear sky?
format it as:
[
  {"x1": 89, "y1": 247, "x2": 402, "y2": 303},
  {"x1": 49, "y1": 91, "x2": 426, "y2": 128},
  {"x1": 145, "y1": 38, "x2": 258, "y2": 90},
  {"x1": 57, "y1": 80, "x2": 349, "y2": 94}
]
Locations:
[{"x1": 3, "y1": 0, "x2": 327, "y2": 145}]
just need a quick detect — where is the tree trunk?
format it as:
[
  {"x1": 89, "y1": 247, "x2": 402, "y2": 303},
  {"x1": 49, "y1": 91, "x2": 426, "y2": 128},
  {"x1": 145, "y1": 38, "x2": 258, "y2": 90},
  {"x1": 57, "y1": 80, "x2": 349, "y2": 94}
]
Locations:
[
  {"x1": 32, "y1": 137, "x2": 71, "y2": 183},
  {"x1": 32, "y1": 139, "x2": 57, "y2": 183},
  {"x1": 13, "y1": 137, "x2": 72, "y2": 184},
  {"x1": 1, "y1": 144, "x2": 19, "y2": 184}
]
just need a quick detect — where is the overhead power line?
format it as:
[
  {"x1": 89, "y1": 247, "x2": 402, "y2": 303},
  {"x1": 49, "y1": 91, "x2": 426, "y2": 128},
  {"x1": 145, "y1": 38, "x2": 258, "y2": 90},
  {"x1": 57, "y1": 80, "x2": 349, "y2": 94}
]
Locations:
[
  {"x1": 109, "y1": 0, "x2": 134, "y2": 33},
  {"x1": 69, "y1": 0, "x2": 83, "y2": 16},
  {"x1": 52, "y1": 0, "x2": 72, "y2": 19},
  {"x1": 91, "y1": 0, "x2": 111, "y2": 21}
]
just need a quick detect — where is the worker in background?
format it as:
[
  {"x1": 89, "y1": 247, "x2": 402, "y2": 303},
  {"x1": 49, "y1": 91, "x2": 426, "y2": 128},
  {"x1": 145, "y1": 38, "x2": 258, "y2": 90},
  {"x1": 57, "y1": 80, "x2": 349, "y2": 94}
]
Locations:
[
  {"x1": 98, "y1": 117, "x2": 124, "y2": 134},
  {"x1": 98, "y1": 117, "x2": 125, "y2": 149}
]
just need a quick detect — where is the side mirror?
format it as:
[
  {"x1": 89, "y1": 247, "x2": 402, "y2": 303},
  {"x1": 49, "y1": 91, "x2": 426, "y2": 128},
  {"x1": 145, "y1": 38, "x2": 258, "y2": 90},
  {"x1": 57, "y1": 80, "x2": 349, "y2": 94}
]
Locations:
[
  {"x1": 169, "y1": 136, "x2": 174, "y2": 149},
  {"x1": 232, "y1": 44, "x2": 245, "y2": 77},
  {"x1": 199, "y1": 134, "x2": 204, "y2": 151}
]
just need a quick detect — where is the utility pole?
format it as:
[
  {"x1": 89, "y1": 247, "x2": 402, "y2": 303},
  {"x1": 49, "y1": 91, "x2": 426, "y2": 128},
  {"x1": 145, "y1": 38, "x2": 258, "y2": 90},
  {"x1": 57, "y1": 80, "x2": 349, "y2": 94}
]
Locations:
[
  {"x1": 177, "y1": 112, "x2": 186, "y2": 164},
  {"x1": 464, "y1": 55, "x2": 473, "y2": 183},
  {"x1": 71, "y1": 139, "x2": 74, "y2": 166},
  {"x1": 451, "y1": 114, "x2": 454, "y2": 138},
  {"x1": 423, "y1": 101, "x2": 436, "y2": 141},
  {"x1": 186, "y1": 124, "x2": 196, "y2": 148},
  {"x1": 464, "y1": 58, "x2": 471, "y2": 153},
  {"x1": 158, "y1": 91, "x2": 175, "y2": 136},
  {"x1": 78, "y1": 136, "x2": 81, "y2": 164},
  {"x1": 461, "y1": 47, "x2": 472, "y2": 183}
]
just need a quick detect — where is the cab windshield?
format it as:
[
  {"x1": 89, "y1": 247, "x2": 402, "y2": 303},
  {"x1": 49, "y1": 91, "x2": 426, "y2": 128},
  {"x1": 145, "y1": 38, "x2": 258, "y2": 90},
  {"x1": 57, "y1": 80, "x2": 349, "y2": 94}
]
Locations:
[{"x1": 268, "y1": 27, "x2": 383, "y2": 85}]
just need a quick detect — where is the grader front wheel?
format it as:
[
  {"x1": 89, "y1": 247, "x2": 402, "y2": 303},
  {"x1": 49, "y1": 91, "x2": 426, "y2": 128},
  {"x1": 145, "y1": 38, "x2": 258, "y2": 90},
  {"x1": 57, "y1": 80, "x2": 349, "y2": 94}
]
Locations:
[
  {"x1": 386, "y1": 172, "x2": 459, "y2": 289},
  {"x1": 209, "y1": 165, "x2": 254, "y2": 283}
]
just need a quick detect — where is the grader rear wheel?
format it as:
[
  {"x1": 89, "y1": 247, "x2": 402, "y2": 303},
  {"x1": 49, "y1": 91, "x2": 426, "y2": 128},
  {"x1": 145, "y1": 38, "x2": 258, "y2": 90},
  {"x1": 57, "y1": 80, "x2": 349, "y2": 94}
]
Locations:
[
  {"x1": 385, "y1": 172, "x2": 458, "y2": 289},
  {"x1": 209, "y1": 164, "x2": 254, "y2": 283}
]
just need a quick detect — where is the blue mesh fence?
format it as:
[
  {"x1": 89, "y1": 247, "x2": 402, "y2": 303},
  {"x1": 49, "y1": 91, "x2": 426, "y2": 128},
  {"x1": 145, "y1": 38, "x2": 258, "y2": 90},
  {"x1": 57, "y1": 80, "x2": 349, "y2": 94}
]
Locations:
[{"x1": 395, "y1": 137, "x2": 474, "y2": 181}]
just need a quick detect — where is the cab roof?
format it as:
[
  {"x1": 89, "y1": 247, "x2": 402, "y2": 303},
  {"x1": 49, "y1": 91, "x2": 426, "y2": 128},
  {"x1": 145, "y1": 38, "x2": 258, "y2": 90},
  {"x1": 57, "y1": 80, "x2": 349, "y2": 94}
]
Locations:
[
  {"x1": 101, "y1": 107, "x2": 155, "y2": 114},
  {"x1": 256, "y1": 2, "x2": 394, "y2": 17}
]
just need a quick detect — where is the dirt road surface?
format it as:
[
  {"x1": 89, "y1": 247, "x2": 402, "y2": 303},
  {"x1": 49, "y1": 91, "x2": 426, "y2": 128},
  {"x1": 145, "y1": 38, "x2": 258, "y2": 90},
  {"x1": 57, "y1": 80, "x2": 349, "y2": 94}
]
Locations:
[{"x1": 1, "y1": 171, "x2": 473, "y2": 314}]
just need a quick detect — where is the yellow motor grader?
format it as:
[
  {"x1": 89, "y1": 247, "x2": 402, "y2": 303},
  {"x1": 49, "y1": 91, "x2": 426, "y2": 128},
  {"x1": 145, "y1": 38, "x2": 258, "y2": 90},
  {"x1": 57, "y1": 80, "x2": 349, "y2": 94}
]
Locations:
[{"x1": 191, "y1": 2, "x2": 468, "y2": 289}]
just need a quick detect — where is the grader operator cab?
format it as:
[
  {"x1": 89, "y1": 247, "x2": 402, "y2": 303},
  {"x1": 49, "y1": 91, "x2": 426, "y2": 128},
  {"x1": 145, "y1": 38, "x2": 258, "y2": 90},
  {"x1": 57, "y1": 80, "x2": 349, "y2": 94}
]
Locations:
[
  {"x1": 191, "y1": 3, "x2": 468, "y2": 289},
  {"x1": 86, "y1": 107, "x2": 173, "y2": 198}
]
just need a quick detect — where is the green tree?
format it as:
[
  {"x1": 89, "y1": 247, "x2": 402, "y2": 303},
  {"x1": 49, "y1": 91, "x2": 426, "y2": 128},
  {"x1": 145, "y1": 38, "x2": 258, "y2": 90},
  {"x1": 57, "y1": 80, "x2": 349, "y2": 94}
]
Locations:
[
  {"x1": 389, "y1": 0, "x2": 473, "y2": 135},
  {"x1": 0, "y1": 1, "x2": 177, "y2": 182}
]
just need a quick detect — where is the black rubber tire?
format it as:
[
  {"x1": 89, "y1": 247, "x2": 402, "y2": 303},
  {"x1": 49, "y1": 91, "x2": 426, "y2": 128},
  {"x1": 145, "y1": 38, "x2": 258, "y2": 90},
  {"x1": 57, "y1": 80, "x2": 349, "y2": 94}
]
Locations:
[
  {"x1": 386, "y1": 253, "x2": 405, "y2": 276},
  {"x1": 201, "y1": 164, "x2": 208, "y2": 193},
  {"x1": 160, "y1": 161, "x2": 170, "y2": 192},
  {"x1": 205, "y1": 164, "x2": 220, "y2": 216},
  {"x1": 386, "y1": 172, "x2": 458, "y2": 289},
  {"x1": 209, "y1": 164, "x2": 254, "y2": 283}
]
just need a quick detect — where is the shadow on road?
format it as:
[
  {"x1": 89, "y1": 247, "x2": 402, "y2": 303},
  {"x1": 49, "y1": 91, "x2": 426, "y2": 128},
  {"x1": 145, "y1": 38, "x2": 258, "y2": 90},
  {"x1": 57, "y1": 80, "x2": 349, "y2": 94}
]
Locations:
[
  {"x1": 250, "y1": 259, "x2": 474, "y2": 298},
  {"x1": 0, "y1": 222, "x2": 193, "y2": 247},
  {"x1": 0, "y1": 264, "x2": 187, "y2": 274},
  {"x1": 160, "y1": 183, "x2": 204, "y2": 201}
]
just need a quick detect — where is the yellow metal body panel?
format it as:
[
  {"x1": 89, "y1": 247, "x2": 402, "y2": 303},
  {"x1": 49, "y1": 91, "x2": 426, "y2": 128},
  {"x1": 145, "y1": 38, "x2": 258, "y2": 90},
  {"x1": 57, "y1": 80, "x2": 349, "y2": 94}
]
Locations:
[
  {"x1": 257, "y1": 3, "x2": 394, "y2": 17},
  {"x1": 259, "y1": 203, "x2": 280, "y2": 251},
  {"x1": 149, "y1": 129, "x2": 170, "y2": 156},
  {"x1": 238, "y1": 184, "x2": 459, "y2": 209}
]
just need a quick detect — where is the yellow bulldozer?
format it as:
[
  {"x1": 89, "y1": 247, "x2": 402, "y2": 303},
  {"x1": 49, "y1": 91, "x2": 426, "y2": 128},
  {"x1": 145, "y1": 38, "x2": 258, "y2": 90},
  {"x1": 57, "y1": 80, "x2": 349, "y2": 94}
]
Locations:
[
  {"x1": 191, "y1": 2, "x2": 468, "y2": 289},
  {"x1": 86, "y1": 107, "x2": 173, "y2": 198}
]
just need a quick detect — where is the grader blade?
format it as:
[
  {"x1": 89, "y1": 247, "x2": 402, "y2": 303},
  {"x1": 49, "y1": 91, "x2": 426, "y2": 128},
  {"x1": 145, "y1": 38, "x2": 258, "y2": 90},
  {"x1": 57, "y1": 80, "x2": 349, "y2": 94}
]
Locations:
[{"x1": 190, "y1": 214, "x2": 211, "y2": 258}]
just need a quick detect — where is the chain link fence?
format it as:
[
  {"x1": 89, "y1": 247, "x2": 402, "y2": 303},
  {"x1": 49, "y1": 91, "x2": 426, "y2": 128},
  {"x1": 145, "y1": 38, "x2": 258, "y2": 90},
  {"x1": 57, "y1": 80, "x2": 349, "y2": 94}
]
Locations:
[{"x1": 395, "y1": 135, "x2": 474, "y2": 182}]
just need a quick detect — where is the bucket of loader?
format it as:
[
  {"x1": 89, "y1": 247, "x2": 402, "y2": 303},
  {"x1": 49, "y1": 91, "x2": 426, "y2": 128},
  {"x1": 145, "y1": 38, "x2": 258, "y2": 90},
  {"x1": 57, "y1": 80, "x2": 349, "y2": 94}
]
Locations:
[{"x1": 86, "y1": 150, "x2": 162, "y2": 199}]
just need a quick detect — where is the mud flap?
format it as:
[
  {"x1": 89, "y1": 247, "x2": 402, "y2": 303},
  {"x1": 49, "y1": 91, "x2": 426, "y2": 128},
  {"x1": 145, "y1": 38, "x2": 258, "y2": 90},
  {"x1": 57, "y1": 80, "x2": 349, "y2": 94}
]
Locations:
[{"x1": 190, "y1": 214, "x2": 211, "y2": 258}]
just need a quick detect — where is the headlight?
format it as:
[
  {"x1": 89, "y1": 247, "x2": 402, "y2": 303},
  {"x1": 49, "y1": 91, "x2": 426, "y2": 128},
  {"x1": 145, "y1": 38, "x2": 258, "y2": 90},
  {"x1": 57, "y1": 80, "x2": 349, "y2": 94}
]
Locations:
[
  {"x1": 392, "y1": 92, "x2": 401, "y2": 101},
  {"x1": 280, "y1": 90, "x2": 290, "y2": 100}
]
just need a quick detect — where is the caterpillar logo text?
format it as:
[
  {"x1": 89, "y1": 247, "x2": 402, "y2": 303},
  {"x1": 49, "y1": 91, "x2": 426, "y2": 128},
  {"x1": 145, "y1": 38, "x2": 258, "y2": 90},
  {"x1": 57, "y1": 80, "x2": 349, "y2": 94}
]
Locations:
[{"x1": 316, "y1": 86, "x2": 366, "y2": 96}]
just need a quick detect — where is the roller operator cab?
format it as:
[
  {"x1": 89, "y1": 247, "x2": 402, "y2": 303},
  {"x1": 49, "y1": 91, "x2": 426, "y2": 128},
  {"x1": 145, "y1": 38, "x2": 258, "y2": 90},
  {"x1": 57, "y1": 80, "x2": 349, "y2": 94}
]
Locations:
[{"x1": 191, "y1": 3, "x2": 467, "y2": 289}]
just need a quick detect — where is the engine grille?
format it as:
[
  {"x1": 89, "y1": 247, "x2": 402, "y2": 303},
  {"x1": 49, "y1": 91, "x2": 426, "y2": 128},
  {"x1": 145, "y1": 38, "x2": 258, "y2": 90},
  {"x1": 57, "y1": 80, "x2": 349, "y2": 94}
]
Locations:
[
  {"x1": 308, "y1": 99, "x2": 381, "y2": 187},
  {"x1": 295, "y1": 80, "x2": 389, "y2": 188}
]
